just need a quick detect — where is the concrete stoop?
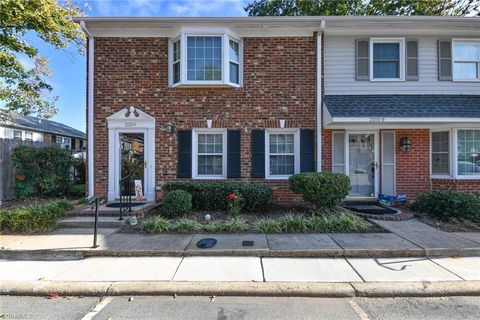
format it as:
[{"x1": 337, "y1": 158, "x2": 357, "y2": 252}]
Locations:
[{"x1": 57, "y1": 217, "x2": 125, "y2": 229}]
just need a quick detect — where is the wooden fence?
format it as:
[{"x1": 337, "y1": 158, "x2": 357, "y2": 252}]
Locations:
[{"x1": 0, "y1": 138, "x2": 55, "y2": 204}]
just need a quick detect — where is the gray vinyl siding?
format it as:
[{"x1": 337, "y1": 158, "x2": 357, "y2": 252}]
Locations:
[{"x1": 325, "y1": 35, "x2": 480, "y2": 95}]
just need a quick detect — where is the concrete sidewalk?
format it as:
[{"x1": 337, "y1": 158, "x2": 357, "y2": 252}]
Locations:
[
  {"x1": 1, "y1": 256, "x2": 479, "y2": 297},
  {"x1": 1, "y1": 219, "x2": 479, "y2": 259}
]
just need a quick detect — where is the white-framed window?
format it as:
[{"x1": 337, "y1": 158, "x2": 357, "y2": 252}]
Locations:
[
  {"x1": 265, "y1": 129, "x2": 300, "y2": 179},
  {"x1": 172, "y1": 38, "x2": 181, "y2": 84},
  {"x1": 456, "y1": 129, "x2": 480, "y2": 177},
  {"x1": 169, "y1": 32, "x2": 242, "y2": 87},
  {"x1": 13, "y1": 130, "x2": 22, "y2": 140},
  {"x1": 192, "y1": 129, "x2": 227, "y2": 179},
  {"x1": 431, "y1": 131, "x2": 450, "y2": 176},
  {"x1": 370, "y1": 38, "x2": 405, "y2": 81},
  {"x1": 453, "y1": 40, "x2": 480, "y2": 81},
  {"x1": 56, "y1": 136, "x2": 71, "y2": 149},
  {"x1": 25, "y1": 132, "x2": 33, "y2": 141}
]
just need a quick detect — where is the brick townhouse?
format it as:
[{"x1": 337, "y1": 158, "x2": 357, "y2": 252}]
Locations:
[{"x1": 75, "y1": 16, "x2": 480, "y2": 203}]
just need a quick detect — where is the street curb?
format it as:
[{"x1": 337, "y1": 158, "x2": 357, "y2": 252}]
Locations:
[
  {"x1": 1, "y1": 280, "x2": 479, "y2": 298},
  {"x1": 3, "y1": 248, "x2": 480, "y2": 260}
]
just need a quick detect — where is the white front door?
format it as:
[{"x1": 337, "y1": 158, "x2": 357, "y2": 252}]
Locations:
[{"x1": 346, "y1": 132, "x2": 378, "y2": 198}]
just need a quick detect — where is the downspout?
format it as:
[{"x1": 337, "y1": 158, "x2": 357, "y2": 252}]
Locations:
[
  {"x1": 316, "y1": 20, "x2": 325, "y2": 172},
  {"x1": 80, "y1": 21, "x2": 95, "y2": 198}
]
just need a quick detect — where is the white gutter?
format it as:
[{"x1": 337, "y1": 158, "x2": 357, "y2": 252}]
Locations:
[
  {"x1": 80, "y1": 21, "x2": 95, "y2": 198},
  {"x1": 316, "y1": 20, "x2": 325, "y2": 172},
  {"x1": 326, "y1": 117, "x2": 480, "y2": 124}
]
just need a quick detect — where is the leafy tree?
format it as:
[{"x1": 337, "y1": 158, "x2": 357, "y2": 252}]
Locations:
[
  {"x1": 245, "y1": 0, "x2": 480, "y2": 16},
  {"x1": 0, "y1": 0, "x2": 84, "y2": 122}
]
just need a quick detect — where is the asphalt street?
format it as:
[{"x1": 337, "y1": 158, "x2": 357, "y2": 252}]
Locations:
[{"x1": 0, "y1": 295, "x2": 479, "y2": 320}]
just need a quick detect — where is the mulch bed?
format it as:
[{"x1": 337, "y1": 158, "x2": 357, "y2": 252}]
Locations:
[{"x1": 414, "y1": 212, "x2": 480, "y2": 232}]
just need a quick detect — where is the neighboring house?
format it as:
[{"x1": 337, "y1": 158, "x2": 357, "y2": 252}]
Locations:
[
  {"x1": 0, "y1": 115, "x2": 87, "y2": 151},
  {"x1": 75, "y1": 16, "x2": 479, "y2": 203}
]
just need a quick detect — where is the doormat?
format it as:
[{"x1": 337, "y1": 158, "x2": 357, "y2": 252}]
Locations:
[{"x1": 106, "y1": 202, "x2": 146, "y2": 208}]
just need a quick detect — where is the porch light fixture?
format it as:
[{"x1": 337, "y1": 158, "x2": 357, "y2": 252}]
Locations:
[
  {"x1": 206, "y1": 119, "x2": 213, "y2": 129},
  {"x1": 279, "y1": 119, "x2": 286, "y2": 128},
  {"x1": 166, "y1": 122, "x2": 175, "y2": 134},
  {"x1": 400, "y1": 136, "x2": 412, "y2": 152}
]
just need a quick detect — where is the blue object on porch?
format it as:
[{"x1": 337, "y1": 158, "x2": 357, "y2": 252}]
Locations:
[
  {"x1": 106, "y1": 202, "x2": 146, "y2": 208},
  {"x1": 396, "y1": 194, "x2": 408, "y2": 203},
  {"x1": 378, "y1": 194, "x2": 396, "y2": 206}
]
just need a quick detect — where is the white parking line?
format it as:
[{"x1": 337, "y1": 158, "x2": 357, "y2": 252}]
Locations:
[{"x1": 80, "y1": 297, "x2": 114, "y2": 320}]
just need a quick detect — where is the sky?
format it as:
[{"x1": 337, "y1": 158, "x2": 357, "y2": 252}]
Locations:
[{"x1": 31, "y1": 0, "x2": 250, "y2": 132}]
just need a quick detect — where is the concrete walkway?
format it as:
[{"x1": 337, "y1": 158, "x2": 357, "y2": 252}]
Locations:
[
  {"x1": 1, "y1": 219, "x2": 479, "y2": 259},
  {"x1": 1, "y1": 256, "x2": 479, "y2": 297}
]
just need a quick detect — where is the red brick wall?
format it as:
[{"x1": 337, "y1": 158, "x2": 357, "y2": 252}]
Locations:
[
  {"x1": 92, "y1": 37, "x2": 317, "y2": 204},
  {"x1": 432, "y1": 179, "x2": 480, "y2": 192},
  {"x1": 395, "y1": 129, "x2": 431, "y2": 199}
]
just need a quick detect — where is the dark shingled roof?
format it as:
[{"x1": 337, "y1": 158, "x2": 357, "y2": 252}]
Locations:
[
  {"x1": 10, "y1": 115, "x2": 86, "y2": 139},
  {"x1": 324, "y1": 95, "x2": 480, "y2": 118}
]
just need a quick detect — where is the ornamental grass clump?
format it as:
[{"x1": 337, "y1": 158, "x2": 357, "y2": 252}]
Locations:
[
  {"x1": 223, "y1": 216, "x2": 249, "y2": 233},
  {"x1": 142, "y1": 216, "x2": 172, "y2": 233},
  {"x1": 278, "y1": 213, "x2": 308, "y2": 233},
  {"x1": 204, "y1": 220, "x2": 226, "y2": 233},
  {"x1": 255, "y1": 218, "x2": 282, "y2": 233},
  {"x1": 174, "y1": 218, "x2": 202, "y2": 233}
]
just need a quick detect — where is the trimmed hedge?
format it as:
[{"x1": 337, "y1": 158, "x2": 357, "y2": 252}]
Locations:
[
  {"x1": 289, "y1": 172, "x2": 350, "y2": 209},
  {"x1": 0, "y1": 199, "x2": 73, "y2": 232},
  {"x1": 162, "y1": 190, "x2": 192, "y2": 218},
  {"x1": 163, "y1": 182, "x2": 272, "y2": 212},
  {"x1": 410, "y1": 189, "x2": 480, "y2": 222}
]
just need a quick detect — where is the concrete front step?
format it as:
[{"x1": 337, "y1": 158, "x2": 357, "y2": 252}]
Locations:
[{"x1": 57, "y1": 217, "x2": 125, "y2": 229}]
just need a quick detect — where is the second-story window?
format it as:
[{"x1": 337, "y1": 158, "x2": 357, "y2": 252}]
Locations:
[
  {"x1": 187, "y1": 36, "x2": 222, "y2": 81},
  {"x1": 170, "y1": 32, "x2": 242, "y2": 87},
  {"x1": 453, "y1": 40, "x2": 480, "y2": 81},
  {"x1": 371, "y1": 39, "x2": 404, "y2": 80}
]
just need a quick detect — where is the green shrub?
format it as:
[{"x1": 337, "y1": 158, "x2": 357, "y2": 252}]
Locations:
[
  {"x1": 278, "y1": 213, "x2": 308, "y2": 233},
  {"x1": 307, "y1": 216, "x2": 329, "y2": 233},
  {"x1": 142, "y1": 216, "x2": 172, "y2": 233},
  {"x1": 174, "y1": 218, "x2": 202, "y2": 233},
  {"x1": 204, "y1": 220, "x2": 226, "y2": 233},
  {"x1": 255, "y1": 218, "x2": 282, "y2": 233},
  {"x1": 410, "y1": 189, "x2": 480, "y2": 222},
  {"x1": 162, "y1": 190, "x2": 192, "y2": 218},
  {"x1": 0, "y1": 199, "x2": 72, "y2": 232},
  {"x1": 69, "y1": 184, "x2": 86, "y2": 197},
  {"x1": 163, "y1": 182, "x2": 272, "y2": 212},
  {"x1": 289, "y1": 172, "x2": 350, "y2": 209},
  {"x1": 12, "y1": 146, "x2": 73, "y2": 198}
]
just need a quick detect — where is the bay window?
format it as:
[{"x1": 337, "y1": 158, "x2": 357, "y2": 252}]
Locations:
[
  {"x1": 453, "y1": 40, "x2": 480, "y2": 81},
  {"x1": 170, "y1": 32, "x2": 242, "y2": 87}
]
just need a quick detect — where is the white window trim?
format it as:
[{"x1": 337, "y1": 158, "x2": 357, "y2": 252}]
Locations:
[
  {"x1": 168, "y1": 32, "x2": 243, "y2": 88},
  {"x1": 192, "y1": 128, "x2": 227, "y2": 179},
  {"x1": 369, "y1": 38, "x2": 405, "y2": 82},
  {"x1": 265, "y1": 128, "x2": 300, "y2": 180},
  {"x1": 13, "y1": 130, "x2": 23, "y2": 139},
  {"x1": 24, "y1": 131, "x2": 33, "y2": 141},
  {"x1": 430, "y1": 129, "x2": 453, "y2": 179},
  {"x1": 452, "y1": 38, "x2": 480, "y2": 82},
  {"x1": 453, "y1": 128, "x2": 480, "y2": 179}
]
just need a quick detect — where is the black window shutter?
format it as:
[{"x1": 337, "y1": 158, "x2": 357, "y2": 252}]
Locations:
[
  {"x1": 71, "y1": 138, "x2": 76, "y2": 150},
  {"x1": 406, "y1": 39, "x2": 419, "y2": 81},
  {"x1": 227, "y1": 130, "x2": 241, "y2": 178},
  {"x1": 251, "y1": 129, "x2": 265, "y2": 178},
  {"x1": 177, "y1": 130, "x2": 192, "y2": 178},
  {"x1": 356, "y1": 39, "x2": 370, "y2": 80},
  {"x1": 300, "y1": 129, "x2": 315, "y2": 173},
  {"x1": 438, "y1": 40, "x2": 452, "y2": 81}
]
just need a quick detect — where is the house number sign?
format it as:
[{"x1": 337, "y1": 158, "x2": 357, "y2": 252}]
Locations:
[
  {"x1": 369, "y1": 117, "x2": 385, "y2": 122},
  {"x1": 124, "y1": 122, "x2": 137, "y2": 127}
]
